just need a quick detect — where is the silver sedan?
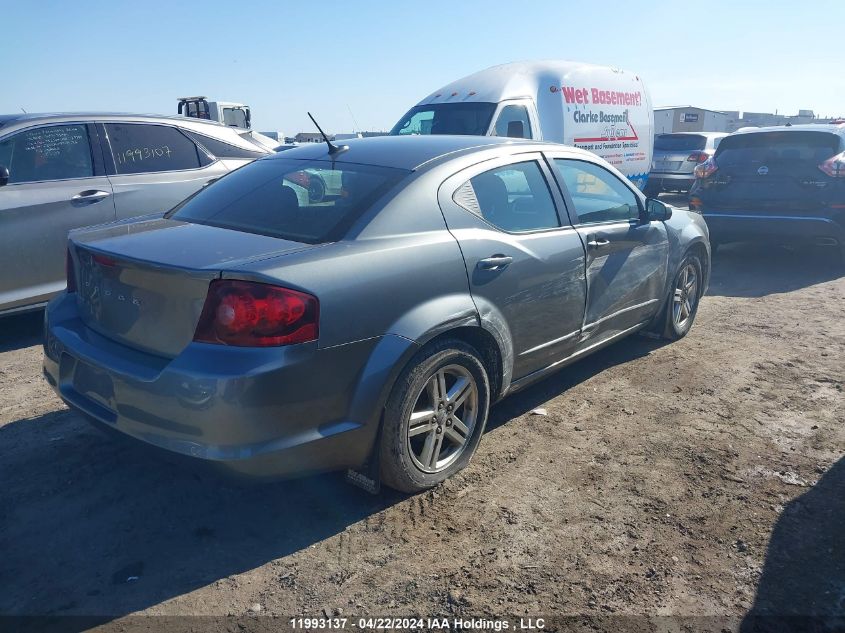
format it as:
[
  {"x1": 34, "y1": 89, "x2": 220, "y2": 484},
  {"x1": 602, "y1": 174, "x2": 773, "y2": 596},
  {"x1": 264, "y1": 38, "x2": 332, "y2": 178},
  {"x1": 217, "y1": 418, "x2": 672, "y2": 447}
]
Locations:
[{"x1": 0, "y1": 112, "x2": 269, "y2": 315}]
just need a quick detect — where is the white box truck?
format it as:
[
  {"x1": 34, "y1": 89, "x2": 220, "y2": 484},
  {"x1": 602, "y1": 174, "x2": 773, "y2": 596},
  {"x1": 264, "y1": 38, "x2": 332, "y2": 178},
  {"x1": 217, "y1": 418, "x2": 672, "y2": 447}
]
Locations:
[{"x1": 389, "y1": 60, "x2": 654, "y2": 189}]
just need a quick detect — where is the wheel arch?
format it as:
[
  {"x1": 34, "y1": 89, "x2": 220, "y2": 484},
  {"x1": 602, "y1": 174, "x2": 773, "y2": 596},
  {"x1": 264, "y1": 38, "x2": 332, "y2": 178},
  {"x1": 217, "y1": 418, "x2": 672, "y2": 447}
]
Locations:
[
  {"x1": 366, "y1": 319, "x2": 510, "y2": 441},
  {"x1": 347, "y1": 295, "x2": 514, "y2": 473},
  {"x1": 418, "y1": 325, "x2": 506, "y2": 402},
  {"x1": 684, "y1": 238, "x2": 711, "y2": 292}
]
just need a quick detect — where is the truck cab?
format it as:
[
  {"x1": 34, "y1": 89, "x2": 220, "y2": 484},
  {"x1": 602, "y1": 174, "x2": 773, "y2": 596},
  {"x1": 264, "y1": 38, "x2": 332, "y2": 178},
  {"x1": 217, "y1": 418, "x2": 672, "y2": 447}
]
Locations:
[
  {"x1": 178, "y1": 97, "x2": 282, "y2": 152},
  {"x1": 178, "y1": 97, "x2": 252, "y2": 130},
  {"x1": 389, "y1": 60, "x2": 654, "y2": 189}
]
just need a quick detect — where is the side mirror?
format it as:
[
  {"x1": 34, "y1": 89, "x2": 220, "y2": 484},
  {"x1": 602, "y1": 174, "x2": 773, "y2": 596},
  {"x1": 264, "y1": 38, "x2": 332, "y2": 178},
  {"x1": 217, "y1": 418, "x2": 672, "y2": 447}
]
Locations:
[
  {"x1": 0, "y1": 165, "x2": 9, "y2": 187},
  {"x1": 646, "y1": 198, "x2": 672, "y2": 222}
]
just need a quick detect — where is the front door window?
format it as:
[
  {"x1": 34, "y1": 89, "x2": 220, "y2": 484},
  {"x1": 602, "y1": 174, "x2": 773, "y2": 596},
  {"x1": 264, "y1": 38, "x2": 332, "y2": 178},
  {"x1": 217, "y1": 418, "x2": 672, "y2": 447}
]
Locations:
[
  {"x1": 0, "y1": 125, "x2": 93, "y2": 183},
  {"x1": 553, "y1": 159, "x2": 640, "y2": 224}
]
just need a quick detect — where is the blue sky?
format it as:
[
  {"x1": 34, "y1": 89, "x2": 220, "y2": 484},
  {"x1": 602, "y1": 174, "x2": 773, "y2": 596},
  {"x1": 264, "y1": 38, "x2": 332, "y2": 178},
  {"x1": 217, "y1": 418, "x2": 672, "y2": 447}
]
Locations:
[{"x1": 2, "y1": 0, "x2": 842, "y2": 134}]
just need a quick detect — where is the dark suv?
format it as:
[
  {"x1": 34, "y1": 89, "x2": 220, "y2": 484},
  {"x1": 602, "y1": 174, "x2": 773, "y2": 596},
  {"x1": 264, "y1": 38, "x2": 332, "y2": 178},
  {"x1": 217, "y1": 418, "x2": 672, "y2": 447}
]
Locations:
[{"x1": 689, "y1": 124, "x2": 845, "y2": 257}]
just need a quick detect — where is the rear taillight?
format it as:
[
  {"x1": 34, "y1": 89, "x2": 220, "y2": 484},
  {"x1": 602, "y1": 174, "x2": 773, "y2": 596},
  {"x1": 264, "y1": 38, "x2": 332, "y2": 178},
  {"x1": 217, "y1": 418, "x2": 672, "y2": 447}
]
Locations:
[
  {"x1": 193, "y1": 280, "x2": 319, "y2": 347},
  {"x1": 92, "y1": 253, "x2": 117, "y2": 267},
  {"x1": 66, "y1": 248, "x2": 77, "y2": 293},
  {"x1": 819, "y1": 151, "x2": 845, "y2": 178},
  {"x1": 287, "y1": 170, "x2": 311, "y2": 188},
  {"x1": 687, "y1": 151, "x2": 709, "y2": 163},
  {"x1": 694, "y1": 156, "x2": 718, "y2": 179},
  {"x1": 689, "y1": 196, "x2": 703, "y2": 212}
]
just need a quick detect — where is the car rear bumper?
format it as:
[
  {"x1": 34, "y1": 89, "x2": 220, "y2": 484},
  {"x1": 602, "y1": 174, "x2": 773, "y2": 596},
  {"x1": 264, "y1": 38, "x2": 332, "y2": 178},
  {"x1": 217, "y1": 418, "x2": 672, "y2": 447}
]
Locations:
[
  {"x1": 647, "y1": 173, "x2": 696, "y2": 190},
  {"x1": 701, "y1": 211, "x2": 844, "y2": 246},
  {"x1": 43, "y1": 293, "x2": 418, "y2": 480}
]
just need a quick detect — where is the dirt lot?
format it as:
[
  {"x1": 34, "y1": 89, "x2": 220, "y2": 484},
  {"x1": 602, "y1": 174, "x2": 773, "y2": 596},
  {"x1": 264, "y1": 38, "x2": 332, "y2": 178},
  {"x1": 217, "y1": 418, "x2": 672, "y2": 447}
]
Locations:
[{"x1": 1, "y1": 217, "x2": 843, "y2": 630}]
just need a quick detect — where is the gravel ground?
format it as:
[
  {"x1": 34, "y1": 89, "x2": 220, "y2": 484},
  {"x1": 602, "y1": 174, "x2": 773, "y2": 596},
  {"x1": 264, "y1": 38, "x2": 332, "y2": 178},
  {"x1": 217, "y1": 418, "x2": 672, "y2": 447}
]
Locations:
[{"x1": 0, "y1": 223, "x2": 842, "y2": 631}]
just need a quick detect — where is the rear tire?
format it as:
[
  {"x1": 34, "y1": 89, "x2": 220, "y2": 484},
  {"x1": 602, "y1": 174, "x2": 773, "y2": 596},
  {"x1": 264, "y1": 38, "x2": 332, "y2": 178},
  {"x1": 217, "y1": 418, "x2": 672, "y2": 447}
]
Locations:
[
  {"x1": 659, "y1": 253, "x2": 704, "y2": 341},
  {"x1": 379, "y1": 339, "x2": 490, "y2": 493},
  {"x1": 643, "y1": 182, "x2": 661, "y2": 198}
]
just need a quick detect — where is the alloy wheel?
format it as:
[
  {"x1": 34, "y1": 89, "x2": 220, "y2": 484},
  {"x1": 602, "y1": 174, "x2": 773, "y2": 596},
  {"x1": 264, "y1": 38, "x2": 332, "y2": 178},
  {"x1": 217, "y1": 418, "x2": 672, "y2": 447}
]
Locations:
[
  {"x1": 406, "y1": 364, "x2": 478, "y2": 473},
  {"x1": 672, "y1": 263, "x2": 699, "y2": 330}
]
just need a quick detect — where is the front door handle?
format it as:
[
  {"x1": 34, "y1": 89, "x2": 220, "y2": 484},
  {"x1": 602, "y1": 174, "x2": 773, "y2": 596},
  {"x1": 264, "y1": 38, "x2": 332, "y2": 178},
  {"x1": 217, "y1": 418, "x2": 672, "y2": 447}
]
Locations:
[
  {"x1": 478, "y1": 255, "x2": 513, "y2": 271},
  {"x1": 71, "y1": 190, "x2": 111, "y2": 205},
  {"x1": 586, "y1": 237, "x2": 610, "y2": 249}
]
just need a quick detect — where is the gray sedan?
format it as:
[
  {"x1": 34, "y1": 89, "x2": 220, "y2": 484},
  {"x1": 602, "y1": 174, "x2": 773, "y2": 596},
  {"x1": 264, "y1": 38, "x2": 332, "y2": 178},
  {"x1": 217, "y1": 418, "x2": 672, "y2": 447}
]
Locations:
[
  {"x1": 43, "y1": 135, "x2": 710, "y2": 492},
  {"x1": 0, "y1": 113, "x2": 269, "y2": 315}
]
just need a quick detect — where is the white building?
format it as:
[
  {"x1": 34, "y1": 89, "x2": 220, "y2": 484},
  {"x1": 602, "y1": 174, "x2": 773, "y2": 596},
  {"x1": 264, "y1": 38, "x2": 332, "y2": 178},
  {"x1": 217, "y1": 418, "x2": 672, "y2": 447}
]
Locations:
[{"x1": 654, "y1": 106, "x2": 730, "y2": 134}]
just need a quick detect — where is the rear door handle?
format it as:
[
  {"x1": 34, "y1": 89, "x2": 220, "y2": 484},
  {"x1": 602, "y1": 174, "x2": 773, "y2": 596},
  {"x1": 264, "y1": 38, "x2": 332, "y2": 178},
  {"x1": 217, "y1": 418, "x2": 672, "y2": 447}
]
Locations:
[
  {"x1": 586, "y1": 237, "x2": 610, "y2": 249},
  {"x1": 71, "y1": 190, "x2": 111, "y2": 205},
  {"x1": 478, "y1": 255, "x2": 513, "y2": 270}
]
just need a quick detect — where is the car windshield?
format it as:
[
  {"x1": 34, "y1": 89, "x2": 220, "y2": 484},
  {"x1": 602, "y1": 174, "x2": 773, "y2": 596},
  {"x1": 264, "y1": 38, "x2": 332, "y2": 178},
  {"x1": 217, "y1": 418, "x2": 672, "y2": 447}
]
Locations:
[
  {"x1": 169, "y1": 158, "x2": 409, "y2": 244},
  {"x1": 655, "y1": 134, "x2": 707, "y2": 151},
  {"x1": 715, "y1": 131, "x2": 841, "y2": 167},
  {"x1": 390, "y1": 103, "x2": 497, "y2": 136}
]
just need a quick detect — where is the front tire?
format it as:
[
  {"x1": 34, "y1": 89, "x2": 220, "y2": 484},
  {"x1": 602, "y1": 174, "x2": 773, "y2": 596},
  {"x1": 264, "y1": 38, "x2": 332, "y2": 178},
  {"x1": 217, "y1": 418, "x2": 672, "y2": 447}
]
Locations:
[
  {"x1": 660, "y1": 254, "x2": 704, "y2": 340},
  {"x1": 379, "y1": 339, "x2": 490, "y2": 493}
]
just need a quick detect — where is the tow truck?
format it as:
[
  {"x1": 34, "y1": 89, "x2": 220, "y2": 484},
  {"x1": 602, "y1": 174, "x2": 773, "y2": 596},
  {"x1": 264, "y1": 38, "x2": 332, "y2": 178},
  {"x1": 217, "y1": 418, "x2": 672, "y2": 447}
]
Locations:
[
  {"x1": 178, "y1": 96, "x2": 252, "y2": 129},
  {"x1": 177, "y1": 96, "x2": 279, "y2": 151}
]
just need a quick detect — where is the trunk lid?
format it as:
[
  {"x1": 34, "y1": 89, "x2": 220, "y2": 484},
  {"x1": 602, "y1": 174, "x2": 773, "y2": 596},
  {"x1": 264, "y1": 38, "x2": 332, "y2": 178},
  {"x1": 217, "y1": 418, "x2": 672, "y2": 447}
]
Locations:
[
  {"x1": 70, "y1": 217, "x2": 317, "y2": 357},
  {"x1": 701, "y1": 131, "x2": 843, "y2": 213}
]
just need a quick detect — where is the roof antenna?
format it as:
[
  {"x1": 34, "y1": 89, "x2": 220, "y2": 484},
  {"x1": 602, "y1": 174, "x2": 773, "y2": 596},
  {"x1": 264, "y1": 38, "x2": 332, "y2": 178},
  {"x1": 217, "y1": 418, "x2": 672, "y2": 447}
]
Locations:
[
  {"x1": 307, "y1": 112, "x2": 348, "y2": 155},
  {"x1": 346, "y1": 103, "x2": 361, "y2": 135}
]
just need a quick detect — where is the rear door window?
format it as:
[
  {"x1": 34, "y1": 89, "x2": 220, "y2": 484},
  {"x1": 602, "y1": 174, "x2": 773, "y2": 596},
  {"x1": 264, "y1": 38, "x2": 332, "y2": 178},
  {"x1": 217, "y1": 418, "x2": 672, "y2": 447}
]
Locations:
[
  {"x1": 169, "y1": 158, "x2": 409, "y2": 243},
  {"x1": 457, "y1": 161, "x2": 560, "y2": 232},
  {"x1": 0, "y1": 124, "x2": 93, "y2": 183},
  {"x1": 553, "y1": 159, "x2": 640, "y2": 224},
  {"x1": 185, "y1": 131, "x2": 266, "y2": 159},
  {"x1": 105, "y1": 123, "x2": 209, "y2": 175}
]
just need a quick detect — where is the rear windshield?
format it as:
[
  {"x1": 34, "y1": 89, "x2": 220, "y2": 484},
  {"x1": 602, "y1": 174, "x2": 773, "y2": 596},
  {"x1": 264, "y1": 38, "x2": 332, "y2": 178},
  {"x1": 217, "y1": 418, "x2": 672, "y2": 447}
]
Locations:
[
  {"x1": 390, "y1": 103, "x2": 497, "y2": 136},
  {"x1": 654, "y1": 134, "x2": 707, "y2": 151},
  {"x1": 715, "y1": 131, "x2": 841, "y2": 167},
  {"x1": 222, "y1": 108, "x2": 248, "y2": 128},
  {"x1": 169, "y1": 158, "x2": 409, "y2": 244}
]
